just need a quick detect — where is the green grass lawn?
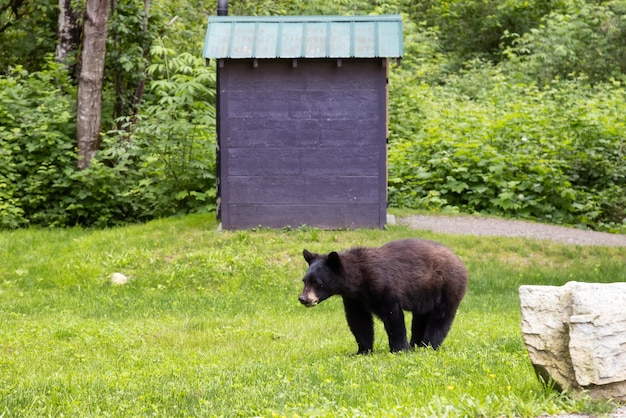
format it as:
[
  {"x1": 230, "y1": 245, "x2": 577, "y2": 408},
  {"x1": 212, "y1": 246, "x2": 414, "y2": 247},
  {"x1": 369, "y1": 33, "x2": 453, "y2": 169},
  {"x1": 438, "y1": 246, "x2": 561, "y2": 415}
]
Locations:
[{"x1": 1, "y1": 213, "x2": 624, "y2": 417}]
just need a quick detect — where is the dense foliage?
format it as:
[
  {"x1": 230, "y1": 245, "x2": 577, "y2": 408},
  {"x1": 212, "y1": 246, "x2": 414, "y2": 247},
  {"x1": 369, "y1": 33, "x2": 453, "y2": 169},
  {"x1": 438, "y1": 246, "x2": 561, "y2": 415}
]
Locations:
[
  {"x1": 1, "y1": 0, "x2": 625, "y2": 231},
  {"x1": 0, "y1": 51, "x2": 215, "y2": 228},
  {"x1": 389, "y1": 62, "x2": 626, "y2": 231}
]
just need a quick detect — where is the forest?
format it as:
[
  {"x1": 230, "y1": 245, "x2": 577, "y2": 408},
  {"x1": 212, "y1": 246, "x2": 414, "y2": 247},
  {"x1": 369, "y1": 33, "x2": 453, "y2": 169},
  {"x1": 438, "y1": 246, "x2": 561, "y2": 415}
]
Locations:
[{"x1": 1, "y1": 0, "x2": 625, "y2": 232}]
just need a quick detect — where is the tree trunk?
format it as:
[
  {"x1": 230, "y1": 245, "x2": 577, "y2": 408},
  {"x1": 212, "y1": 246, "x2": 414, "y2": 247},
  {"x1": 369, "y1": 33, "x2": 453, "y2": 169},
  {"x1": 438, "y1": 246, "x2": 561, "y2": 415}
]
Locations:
[
  {"x1": 55, "y1": 0, "x2": 80, "y2": 66},
  {"x1": 76, "y1": 0, "x2": 110, "y2": 170}
]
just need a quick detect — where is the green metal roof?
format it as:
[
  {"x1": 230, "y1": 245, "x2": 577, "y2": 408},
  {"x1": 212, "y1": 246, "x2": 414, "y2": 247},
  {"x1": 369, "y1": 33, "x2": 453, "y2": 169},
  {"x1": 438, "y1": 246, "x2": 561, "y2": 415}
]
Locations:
[{"x1": 202, "y1": 15, "x2": 403, "y2": 59}]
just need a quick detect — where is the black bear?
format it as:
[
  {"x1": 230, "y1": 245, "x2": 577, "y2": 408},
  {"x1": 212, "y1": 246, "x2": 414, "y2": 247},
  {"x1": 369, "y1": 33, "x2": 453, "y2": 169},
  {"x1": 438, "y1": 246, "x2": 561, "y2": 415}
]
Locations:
[{"x1": 298, "y1": 238, "x2": 468, "y2": 354}]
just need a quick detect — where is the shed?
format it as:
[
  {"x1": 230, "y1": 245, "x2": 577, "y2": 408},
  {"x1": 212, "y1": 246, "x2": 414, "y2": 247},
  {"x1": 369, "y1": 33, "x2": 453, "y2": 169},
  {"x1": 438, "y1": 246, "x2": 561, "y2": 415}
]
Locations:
[{"x1": 202, "y1": 14, "x2": 403, "y2": 229}]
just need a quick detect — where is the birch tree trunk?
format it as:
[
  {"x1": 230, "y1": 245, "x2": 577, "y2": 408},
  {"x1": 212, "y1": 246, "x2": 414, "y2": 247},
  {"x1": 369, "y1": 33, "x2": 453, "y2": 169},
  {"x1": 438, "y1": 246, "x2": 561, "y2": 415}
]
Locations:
[
  {"x1": 76, "y1": 0, "x2": 110, "y2": 170},
  {"x1": 55, "y1": 0, "x2": 80, "y2": 65}
]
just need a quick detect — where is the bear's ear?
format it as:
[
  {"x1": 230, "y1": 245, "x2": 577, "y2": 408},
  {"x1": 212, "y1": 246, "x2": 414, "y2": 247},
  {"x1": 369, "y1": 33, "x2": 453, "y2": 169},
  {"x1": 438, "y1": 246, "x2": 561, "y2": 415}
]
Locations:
[
  {"x1": 303, "y1": 249, "x2": 318, "y2": 265},
  {"x1": 326, "y1": 251, "x2": 341, "y2": 272}
]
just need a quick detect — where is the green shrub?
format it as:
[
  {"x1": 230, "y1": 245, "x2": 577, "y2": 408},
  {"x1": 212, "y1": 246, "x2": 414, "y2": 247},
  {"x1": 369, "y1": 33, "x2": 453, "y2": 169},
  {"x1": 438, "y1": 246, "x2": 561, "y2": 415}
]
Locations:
[
  {"x1": 66, "y1": 47, "x2": 218, "y2": 226},
  {"x1": 135, "y1": 44, "x2": 217, "y2": 217},
  {"x1": 0, "y1": 50, "x2": 217, "y2": 229},
  {"x1": 388, "y1": 61, "x2": 626, "y2": 232},
  {"x1": 0, "y1": 59, "x2": 76, "y2": 228}
]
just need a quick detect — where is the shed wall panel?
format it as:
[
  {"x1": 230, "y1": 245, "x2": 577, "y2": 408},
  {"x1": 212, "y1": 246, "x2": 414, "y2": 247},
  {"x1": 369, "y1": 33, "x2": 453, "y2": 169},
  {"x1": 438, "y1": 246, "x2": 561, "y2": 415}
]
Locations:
[
  {"x1": 227, "y1": 148, "x2": 302, "y2": 176},
  {"x1": 218, "y1": 58, "x2": 387, "y2": 229}
]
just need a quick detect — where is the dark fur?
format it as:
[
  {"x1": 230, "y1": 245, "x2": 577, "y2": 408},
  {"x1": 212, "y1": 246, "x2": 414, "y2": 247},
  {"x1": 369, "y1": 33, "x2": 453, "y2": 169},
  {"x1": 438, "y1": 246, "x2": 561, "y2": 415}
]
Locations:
[{"x1": 298, "y1": 238, "x2": 468, "y2": 354}]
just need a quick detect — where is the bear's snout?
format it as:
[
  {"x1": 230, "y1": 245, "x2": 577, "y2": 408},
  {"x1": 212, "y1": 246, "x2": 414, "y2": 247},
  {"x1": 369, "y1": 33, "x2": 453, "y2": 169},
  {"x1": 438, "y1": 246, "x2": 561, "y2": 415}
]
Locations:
[{"x1": 298, "y1": 289, "x2": 319, "y2": 307}]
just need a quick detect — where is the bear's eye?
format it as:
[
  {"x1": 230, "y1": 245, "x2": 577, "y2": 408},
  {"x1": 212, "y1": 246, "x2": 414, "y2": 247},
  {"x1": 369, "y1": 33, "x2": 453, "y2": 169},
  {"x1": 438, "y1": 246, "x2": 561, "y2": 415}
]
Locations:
[{"x1": 309, "y1": 278, "x2": 323, "y2": 288}]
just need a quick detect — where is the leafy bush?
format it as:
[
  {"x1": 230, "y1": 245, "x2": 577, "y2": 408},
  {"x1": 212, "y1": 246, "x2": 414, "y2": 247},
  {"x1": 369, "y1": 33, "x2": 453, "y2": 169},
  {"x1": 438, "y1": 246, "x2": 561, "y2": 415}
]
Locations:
[
  {"x1": 0, "y1": 48, "x2": 217, "y2": 229},
  {"x1": 0, "y1": 59, "x2": 76, "y2": 228},
  {"x1": 65, "y1": 46, "x2": 218, "y2": 226},
  {"x1": 389, "y1": 61, "x2": 626, "y2": 232},
  {"x1": 0, "y1": 0, "x2": 59, "y2": 73},
  {"x1": 132, "y1": 42, "x2": 217, "y2": 217}
]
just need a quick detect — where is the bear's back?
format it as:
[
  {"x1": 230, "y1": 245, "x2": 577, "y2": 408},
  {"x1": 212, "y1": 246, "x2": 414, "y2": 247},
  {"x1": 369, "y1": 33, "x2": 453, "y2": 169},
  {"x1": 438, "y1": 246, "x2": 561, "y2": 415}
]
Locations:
[
  {"x1": 343, "y1": 239, "x2": 468, "y2": 312},
  {"x1": 375, "y1": 238, "x2": 464, "y2": 271}
]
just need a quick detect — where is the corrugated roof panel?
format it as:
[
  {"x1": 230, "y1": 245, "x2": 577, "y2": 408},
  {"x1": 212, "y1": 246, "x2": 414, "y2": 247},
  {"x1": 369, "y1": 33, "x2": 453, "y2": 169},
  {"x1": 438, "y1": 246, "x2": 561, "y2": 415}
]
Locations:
[
  {"x1": 378, "y1": 21, "x2": 402, "y2": 57},
  {"x1": 353, "y1": 21, "x2": 376, "y2": 57},
  {"x1": 279, "y1": 22, "x2": 303, "y2": 58},
  {"x1": 203, "y1": 15, "x2": 403, "y2": 60},
  {"x1": 202, "y1": 22, "x2": 232, "y2": 58},
  {"x1": 304, "y1": 22, "x2": 328, "y2": 58},
  {"x1": 328, "y1": 23, "x2": 351, "y2": 58},
  {"x1": 255, "y1": 23, "x2": 279, "y2": 58},
  {"x1": 229, "y1": 22, "x2": 256, "y2": 58}
]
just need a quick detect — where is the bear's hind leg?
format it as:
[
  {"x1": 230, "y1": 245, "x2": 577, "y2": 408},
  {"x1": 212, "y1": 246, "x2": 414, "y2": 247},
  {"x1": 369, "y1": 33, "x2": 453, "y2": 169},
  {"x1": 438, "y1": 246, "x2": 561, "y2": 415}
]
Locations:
[
  {"x1": 343, "y1": 297, "x2": 374, "y2": 354},
  {"x1": 421, "y1": 313, "x2": 454, "y2": 350}
]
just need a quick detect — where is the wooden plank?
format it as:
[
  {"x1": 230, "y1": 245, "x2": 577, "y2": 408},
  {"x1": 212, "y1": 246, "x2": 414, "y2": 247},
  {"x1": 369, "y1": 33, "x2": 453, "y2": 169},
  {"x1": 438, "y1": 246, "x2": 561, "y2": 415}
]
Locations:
[
  {"x1": 319, "y1": 119, "x2": 379, "y2": 147},
  {"x1": 227, "y1": 148, "x2": 301, "y2": 176},
  {"x1": 227, "y1": 176, "x2": 304, "y2": 204},
  {"x1": 222, "y1": 58, "x2": 385, "y2": 87},
  {"x1": 303, "y1": 176, "x2": 380, "y2": 204},
  {"x1": 379, "y1": 58, "x2": 389, "y2": 227},
  {"x1": 227, "y1": 175, "x2": 379, "y2": 205},
  {"x1": 226, "y1": 91, "x2": 291, "y2": 118},
  {"x1": 224, "y1": 204, "x2": 382, "y2": 229},
  {"x1": 227, "y1": 146, "x2": 379, "y2": 177},
  {"x1": 301, "y1": 147, "x2": 380, "y2": 176},
  {"x1": 227, "y1": 119, "x2": 321, "y2": 148},
  {"x1": 216, "y1": 64, "x2": 229, "y2": 226},
  {"x1": 225, "y1": 87, "x2": 381, "y2": 120}
]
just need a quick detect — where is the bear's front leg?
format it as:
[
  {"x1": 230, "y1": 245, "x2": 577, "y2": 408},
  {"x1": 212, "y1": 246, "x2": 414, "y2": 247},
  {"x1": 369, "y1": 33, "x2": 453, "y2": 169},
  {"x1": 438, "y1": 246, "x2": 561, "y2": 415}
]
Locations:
[
  {"x1": 342, "y1": 297, "x2": 374, "y2": 354},
  {"x1": 410, "y1": 313, "x2": 428, "y2": 348},
  {"x1": 379, "y1": 302, "x2": 410, "y2": 353}
]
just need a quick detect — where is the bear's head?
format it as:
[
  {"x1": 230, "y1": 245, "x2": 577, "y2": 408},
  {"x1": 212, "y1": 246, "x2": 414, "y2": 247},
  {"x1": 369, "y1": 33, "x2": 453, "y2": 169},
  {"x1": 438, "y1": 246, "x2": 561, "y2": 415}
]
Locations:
[{"x1": 298, "y1": 249, "x2": 342, "y2": 308}]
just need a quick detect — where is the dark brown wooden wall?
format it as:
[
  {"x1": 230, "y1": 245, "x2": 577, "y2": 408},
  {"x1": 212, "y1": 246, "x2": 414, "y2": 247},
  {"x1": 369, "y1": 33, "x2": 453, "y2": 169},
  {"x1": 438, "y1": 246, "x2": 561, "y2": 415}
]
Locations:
[{"x1": 217, "y1": 58, "x2": 387, "y2": 229}]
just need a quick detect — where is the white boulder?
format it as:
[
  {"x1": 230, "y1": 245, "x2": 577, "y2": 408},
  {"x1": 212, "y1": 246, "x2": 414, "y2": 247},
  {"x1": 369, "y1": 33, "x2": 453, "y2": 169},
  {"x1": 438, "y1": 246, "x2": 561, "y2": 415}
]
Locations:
[{"x1": 519, "y1": 281, "x2": 626, "y2": 401}]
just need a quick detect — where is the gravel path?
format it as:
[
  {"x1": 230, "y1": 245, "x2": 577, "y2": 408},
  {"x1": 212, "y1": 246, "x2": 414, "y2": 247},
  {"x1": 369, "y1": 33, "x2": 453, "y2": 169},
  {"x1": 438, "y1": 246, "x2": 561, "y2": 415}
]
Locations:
[{"x1": 399, "y1": 214, "x2": 626, "y2": 247}]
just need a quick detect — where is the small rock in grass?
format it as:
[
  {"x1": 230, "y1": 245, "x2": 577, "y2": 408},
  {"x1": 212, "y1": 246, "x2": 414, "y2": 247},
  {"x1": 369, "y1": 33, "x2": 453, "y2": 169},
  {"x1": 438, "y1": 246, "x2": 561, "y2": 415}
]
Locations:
[{"x1": 110, "y1": 272, "x2": 129, "y2": 285}]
